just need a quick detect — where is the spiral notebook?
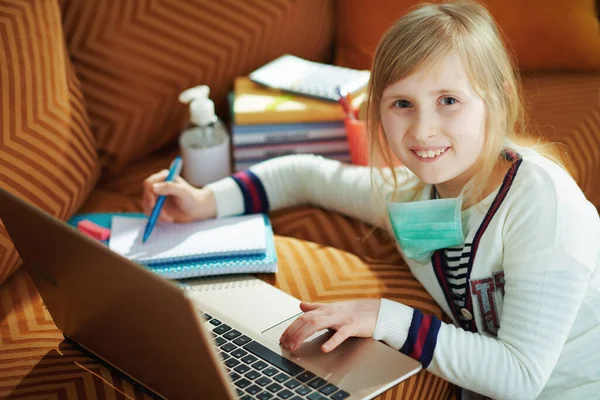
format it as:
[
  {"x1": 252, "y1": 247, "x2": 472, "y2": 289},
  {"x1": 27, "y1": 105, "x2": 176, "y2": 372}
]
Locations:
[
  {"x1": 68, "y1": 213, "x2": 278, "y2": 279},
  {"x1": 109, "y1": 214, "x2": 268, "y2": 265}
]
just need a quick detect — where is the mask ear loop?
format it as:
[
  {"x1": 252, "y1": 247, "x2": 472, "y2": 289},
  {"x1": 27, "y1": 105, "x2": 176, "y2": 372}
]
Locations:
[{"x1": 432, "y1": 185, "x2": 439, "y2": 200}]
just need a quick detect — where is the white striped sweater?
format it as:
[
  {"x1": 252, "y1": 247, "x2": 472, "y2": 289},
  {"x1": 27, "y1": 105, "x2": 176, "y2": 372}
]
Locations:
[{"x1": 206, "y1": 151, "x2": 600, "y2": 399}]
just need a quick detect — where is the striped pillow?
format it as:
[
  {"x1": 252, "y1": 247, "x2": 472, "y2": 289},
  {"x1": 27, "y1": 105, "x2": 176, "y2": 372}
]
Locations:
[
  {"x1": 60, "y1": 0, "x2": 335, "y2": 173},
  {"x1": 0, "y1": 0, "x2": 100, "y2": 285}
]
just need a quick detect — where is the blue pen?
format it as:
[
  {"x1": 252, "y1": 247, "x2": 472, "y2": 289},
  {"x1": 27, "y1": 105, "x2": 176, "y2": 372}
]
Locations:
[{"x1": 142, "y1": 156, "x2": 183, "y2": 243}]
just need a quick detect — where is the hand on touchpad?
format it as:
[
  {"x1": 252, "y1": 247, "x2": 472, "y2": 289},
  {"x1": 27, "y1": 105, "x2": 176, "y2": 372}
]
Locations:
[{"x1": 262, "y1": 316, "x2": 364, "y2": 360}]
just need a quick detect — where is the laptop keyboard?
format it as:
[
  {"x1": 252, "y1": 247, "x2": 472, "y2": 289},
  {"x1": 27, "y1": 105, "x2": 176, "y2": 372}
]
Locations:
[{"x1": 202, "y1": 312, "x2": 350, "y2": 400}]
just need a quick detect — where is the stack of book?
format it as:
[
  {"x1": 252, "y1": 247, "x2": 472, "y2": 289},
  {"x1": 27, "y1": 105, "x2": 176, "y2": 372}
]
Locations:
[
  {"x1": 230, "y1": 77, "x2": 364, "y2": 171},
  {"x1": 102, "y1": 213, "x2": 278, "y2": 280}
]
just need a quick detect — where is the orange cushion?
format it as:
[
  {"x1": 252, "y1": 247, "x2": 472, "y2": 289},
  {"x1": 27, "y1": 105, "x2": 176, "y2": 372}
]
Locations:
[
  {"x1": 335, "y1": 0, "x2": 600, "y2": 72},
  {"x1": 521, "y1": 72, "x2": 600, "y2": 210},
  {"x1": 0, "y1": 1, "x2": 100, "y2": 285},
  {"x1": 61, "y1": 0, "x2": 336, "y2": 173}
]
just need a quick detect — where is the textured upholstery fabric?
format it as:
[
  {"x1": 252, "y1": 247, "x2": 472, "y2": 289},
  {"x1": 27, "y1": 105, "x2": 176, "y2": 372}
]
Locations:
[
  {"x1": 334, "y1": 0, "x2": 600, "y2": 72},
  {"x1": 521, "y1": 72, "x2": 600, "y2": 209},
  {"x1": 60, "y1": 0, "x2": 335, "y2": 173},
  {"x1": 1, "y1": 1, "x2": 597, "y2": 399},
  {"x1": 0, "y1": 0, "x2": 100, "y2": 285}
]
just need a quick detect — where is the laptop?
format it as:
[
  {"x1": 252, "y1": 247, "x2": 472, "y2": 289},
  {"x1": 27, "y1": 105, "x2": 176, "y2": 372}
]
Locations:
[{"x1": 0, "y1": 188, "x2": 421, "y2": 400}]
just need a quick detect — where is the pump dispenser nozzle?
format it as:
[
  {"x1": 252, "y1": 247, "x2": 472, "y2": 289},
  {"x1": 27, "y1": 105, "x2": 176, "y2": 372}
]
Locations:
[{"x1": 179, "y1": 85, "x2": 217, "y2": 126}]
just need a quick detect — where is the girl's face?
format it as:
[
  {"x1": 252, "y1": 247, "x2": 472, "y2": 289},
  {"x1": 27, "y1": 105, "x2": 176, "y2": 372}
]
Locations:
[{"x1": 380, "y1": 52, "x2": 486, "y2": 197}]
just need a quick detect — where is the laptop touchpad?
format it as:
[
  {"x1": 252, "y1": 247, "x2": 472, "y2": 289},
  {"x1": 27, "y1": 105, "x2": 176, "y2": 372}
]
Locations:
[{"x1": 262, "y1": 316, "x2": 364, "y2": 361}]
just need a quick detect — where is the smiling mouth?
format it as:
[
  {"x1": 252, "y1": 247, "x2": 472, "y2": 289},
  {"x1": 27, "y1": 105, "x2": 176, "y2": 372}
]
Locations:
[{"x1": 412, "y1": 147, "x2": 449, "y2": 159}]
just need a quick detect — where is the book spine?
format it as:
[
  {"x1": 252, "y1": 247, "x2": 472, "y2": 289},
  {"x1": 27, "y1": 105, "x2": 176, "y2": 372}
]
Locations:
[
  {"x1": 233, "y1": 121, "x2": 344, "y2": 133},
  {"x1": 233, "y1": 140, "x2": 350, "y2": 161},
  {"x1": 233, "y1": 126, "x2": 347, "y2": 146},
  {"x1": 234, "y1": 110, "x2": 345, "y2": 125},
  {"x1": 235, "y1": 152, "x2": 352, "y2": 172}
]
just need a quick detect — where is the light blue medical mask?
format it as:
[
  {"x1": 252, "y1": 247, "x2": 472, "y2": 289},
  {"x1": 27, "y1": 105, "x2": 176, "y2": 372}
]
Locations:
[{"x1": 386, "y1": 188, "x2": 464, "y2": 263}]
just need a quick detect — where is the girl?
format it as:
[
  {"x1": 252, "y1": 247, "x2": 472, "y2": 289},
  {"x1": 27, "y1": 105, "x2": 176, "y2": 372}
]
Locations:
[{"x1": 142, "y1": 1, "x2": 600, "y2": 398}]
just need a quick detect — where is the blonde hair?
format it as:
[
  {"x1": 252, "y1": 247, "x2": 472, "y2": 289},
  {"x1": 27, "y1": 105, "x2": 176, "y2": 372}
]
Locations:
[{"x1": 365, "y1": 0, "x2": 568, "y2": 208}]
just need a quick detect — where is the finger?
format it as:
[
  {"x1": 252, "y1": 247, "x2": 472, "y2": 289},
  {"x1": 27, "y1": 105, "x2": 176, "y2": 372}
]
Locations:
[
  {"x1": 282, "y1": 304, "x2": 327, "y2": 342},
  {"x1": 157, "y1": 211, "x2": 174, "y2": 223},
  {"x1": 143, "y1": 195, "x2": 173, "y2": 221},
  {"x1": 321, "y1": 328, "x2": 350, "y2": 353},
  {"x1": 143, "y1": 170, "x2": 169, "y2": 191},
  {"x1": 142, "y1": 170, "x2": 168, "y2": 213},
  {"x1": 280, "y1": 317, "x2": 307, "y2": 348},
  {"x1": 281, "y1": 312, "x2": 315, "y2": 345},
  {"x1": 172, "y1": 175, "x2": 188, "y2": 185},
  {"x1": 142, "y1": 189, "x2": 158, "y2": 215},
  {"x1": 299, "y1": 302, "x2": 323, "y2": 313},
  {"x1": 153, "y1": 181, "x2": 183, "y2": 197},
  {"x1": 287, "y1": 316, "x2": 331, "y2": 351}
]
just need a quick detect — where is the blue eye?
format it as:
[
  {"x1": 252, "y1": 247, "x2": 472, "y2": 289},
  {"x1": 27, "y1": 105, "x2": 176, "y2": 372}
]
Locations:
[
  {"x1": 442, "y1": 97, "x2": 457, "y2": 105},
  {"x1": 394, "y1": 99, "x2": 412, "y2": 108}
]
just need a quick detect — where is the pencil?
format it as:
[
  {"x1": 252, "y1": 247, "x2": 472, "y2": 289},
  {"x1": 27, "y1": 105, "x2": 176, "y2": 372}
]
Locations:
[{"x1": 335, "y1": 86, "x2": 355, "y2": 120}]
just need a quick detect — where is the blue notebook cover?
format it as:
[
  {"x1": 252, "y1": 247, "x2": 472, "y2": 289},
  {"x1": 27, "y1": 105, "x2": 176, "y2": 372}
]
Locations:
[{"x1": 68, "y1": 213, "x2": 278, "y2": 280}]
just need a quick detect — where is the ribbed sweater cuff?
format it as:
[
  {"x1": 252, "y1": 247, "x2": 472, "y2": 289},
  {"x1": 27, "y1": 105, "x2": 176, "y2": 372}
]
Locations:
[
  {"x1": 373, "y1": 299, "x2": 442, "y2": 368},
  {"x1": 372, "y1": 298, "x2": 414, "y2": 350},
  {"x1": 205, "y1": 177, "x2": 244, "y2": 217}
]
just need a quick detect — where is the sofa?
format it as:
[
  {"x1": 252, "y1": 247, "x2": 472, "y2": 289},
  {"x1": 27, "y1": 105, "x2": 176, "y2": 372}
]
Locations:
[{"x1": 0, "y1": 0, "x2": 598, "y2": 399}]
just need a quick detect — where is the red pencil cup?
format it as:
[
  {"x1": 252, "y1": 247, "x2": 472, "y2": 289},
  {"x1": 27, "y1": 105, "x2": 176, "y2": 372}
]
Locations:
[{"x1": 344, "y1": 118, "x2": 369, "y2": 166}]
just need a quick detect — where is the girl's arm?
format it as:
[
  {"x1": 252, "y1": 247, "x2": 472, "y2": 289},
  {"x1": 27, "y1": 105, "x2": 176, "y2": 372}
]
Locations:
[
  {"x1": 373, "y1": 174, "x2": 600, "y2": 399},
  {"x1": 205, "y1": 154, "x2": 409, "y2": 227}
]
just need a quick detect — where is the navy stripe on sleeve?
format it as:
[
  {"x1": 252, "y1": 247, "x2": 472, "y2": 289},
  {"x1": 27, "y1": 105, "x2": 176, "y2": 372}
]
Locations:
[
  {"x1": 231, "y1": 170, "x2": 270, "y2": 214},
  {"x1": 400, "y1": 309, "x2": 442, "y2": 368}
]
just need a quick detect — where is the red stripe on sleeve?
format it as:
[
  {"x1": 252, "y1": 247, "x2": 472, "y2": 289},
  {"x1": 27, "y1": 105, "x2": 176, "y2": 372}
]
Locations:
[
  {"x1": 409, "y1": 314, "x2": 432, "y2": 361},
  {"x1": 238, "y1": 172, "x2": 261, "y2": 213}
]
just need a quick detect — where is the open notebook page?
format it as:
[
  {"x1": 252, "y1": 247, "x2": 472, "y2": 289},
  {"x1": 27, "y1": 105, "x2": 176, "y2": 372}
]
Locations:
[{"x1": 109, "y1": 214, "x2": 267, "y2": 265}]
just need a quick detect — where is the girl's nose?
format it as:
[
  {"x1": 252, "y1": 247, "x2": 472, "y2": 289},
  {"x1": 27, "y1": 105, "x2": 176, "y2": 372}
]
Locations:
[{"x1": 410, "y1": 113, "x2": 438, "y2": 141}]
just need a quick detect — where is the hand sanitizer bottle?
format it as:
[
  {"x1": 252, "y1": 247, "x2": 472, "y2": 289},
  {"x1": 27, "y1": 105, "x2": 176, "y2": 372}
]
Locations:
[{"x1": 178, "y1": 85, "x2": 231, "y2": 187}]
